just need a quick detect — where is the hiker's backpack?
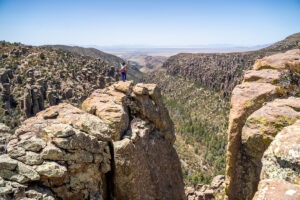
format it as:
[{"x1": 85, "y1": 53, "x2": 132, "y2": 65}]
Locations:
[{"x1": 119, "y1": 67, "x2": 127, "y2": 73}]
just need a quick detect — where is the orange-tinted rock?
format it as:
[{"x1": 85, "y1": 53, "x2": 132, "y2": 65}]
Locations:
[
  {"x1": 253, "y1": 179, "x2": 300, "y2": 200},
  {"x1": 253, "y1": 49, "x2": 300, "y2": 71},
  {"x1": 225, "y1": 49, "x2": 300, "y2": 200},
  {"x1": 82, "y1": 81, "x2": 184, "y2": 200}
]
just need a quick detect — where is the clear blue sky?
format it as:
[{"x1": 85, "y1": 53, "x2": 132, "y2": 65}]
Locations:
[{"x1": 0, "y1": 0, "x2": 299, "y2": 47}]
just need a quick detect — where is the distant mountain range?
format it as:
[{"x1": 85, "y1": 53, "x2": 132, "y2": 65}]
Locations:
[{"x1": 92, "y1": 44, "x2": 270, "y2": 52}]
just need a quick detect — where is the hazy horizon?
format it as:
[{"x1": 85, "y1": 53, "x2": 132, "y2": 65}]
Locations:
[{"x1": 0, "y1": 0, "x2": 299, "y2": 47}]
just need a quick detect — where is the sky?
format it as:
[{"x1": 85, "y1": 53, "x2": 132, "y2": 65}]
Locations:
[{"x1": 0, "y1": 0, "x2": 299, "y2": 47}]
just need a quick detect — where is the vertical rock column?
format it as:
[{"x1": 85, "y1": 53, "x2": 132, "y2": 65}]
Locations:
[
  {"x1": 82, "y1": 81, "x2": 186, "y2": 200},
  {"x1": 225, "y1": 49, "x2": 300, "y2": 200}
]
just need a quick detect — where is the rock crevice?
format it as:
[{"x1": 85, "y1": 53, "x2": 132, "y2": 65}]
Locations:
[
  {"x1": 82, "y1": 81, "x2": 184, "y2": 200},
  {"x1": 0, "y1": 81, "x2": 185, "y2": 200},
  {"x1": 225, "y1": 49, "x2": 300, "y2": 200}
]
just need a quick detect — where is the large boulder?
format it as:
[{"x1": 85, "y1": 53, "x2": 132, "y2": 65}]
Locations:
[{"x1": 225, "y1": 49, "x2": 300, "y2": 200}]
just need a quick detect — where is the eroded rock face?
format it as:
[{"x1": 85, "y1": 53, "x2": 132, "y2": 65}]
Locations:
[
  {"x1": 239, "y1": 97, "x2": 300, "y2": 199},
  {"x1": 0, "y1": 103, "x2": 111, "y2": 199},
  {"x1": 253, "y1": 49, "x2": 300, "y2": 71},
  {"x1": 0, "y1": 123, "x2": 11, "y2": 155},
  {"x1": 260, "y1": 120, "x2": 300, "y2": 184},
  {"x1": 82, "y1": 81, "x2": 184, "y2": 200},
  {"x1": 0, "y1": 41, "x2": 119, "y2": 129},
  {"x1": 252, "y1": 123, "x2": 300, "y2": 199},
  {"x1": 225, "y1": 49, "x2": 300, "y2": 200},
  {"x1": 162, "y1": 33, "x2": 300, "y2": 97},
  {"x1": 113, "y1": 121, "x2": 181, "y2": 200},
  {"x1": 253, "y1": 179, "x2": 300, "y2": 200},
  {"x1": 0, "y1": 81, "x2": 185, "y2": 200}
]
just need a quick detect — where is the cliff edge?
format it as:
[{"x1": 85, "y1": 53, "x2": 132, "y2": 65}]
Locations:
[
  {"x1": 0, "y1": 81, "x2": 185, "y2": 200},
  {"x1": 225, "y1": 49, "x2": 300, "y2": 200}
]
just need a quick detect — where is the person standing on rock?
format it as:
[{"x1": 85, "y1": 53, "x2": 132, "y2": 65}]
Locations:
[{"x1": 119, "y1": 62, "x2": 128, "y2": 81}]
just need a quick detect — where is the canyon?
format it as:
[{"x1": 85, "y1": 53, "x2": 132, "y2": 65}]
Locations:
[
  {"x1": 0, "y1": 81, "x2": 185, "y2": 200},
  {"x1": 0, "y1": 33, "x2": 299, "y2": 200}
]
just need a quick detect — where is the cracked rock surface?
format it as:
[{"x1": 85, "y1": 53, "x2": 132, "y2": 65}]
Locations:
[
  {"x1": 225, "y1": 49, "x2": 300, "y2": 200},
  {"x1": 0, "y1": 81, "x2": 185, "y2": 200}
]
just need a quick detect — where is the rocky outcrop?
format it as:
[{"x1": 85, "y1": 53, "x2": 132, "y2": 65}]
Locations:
[
  {"x1": 260, "y1": 120, "x2": 300, "y2": 184},
  {"x1": 0, "y1": 123, "x2": 11, "y2": 155},
  {"x1": 164, "y1": 52, "x2": 259, "y2": 97},
  {"x1": 0, "y1": 81, "x2": 185, "y2": 200},
  {"x1": 162, "y1": 33, "x2": 300, "y2": 97},
  {"x1": 0, "y1": 103, "x2": 111, "y2": 199},
  {"x1": 253, "y1": 121, "x2": 300, "y2": 199},
  {"x1": 239, "y1": 97, "x2": 300, "y2": 199},
  {"x1": 0, "y1": 41, "x2": 118, "y2": 128},
  {"x1": 46, "y1": 45, "x2": 144, "y2": 82},
  {"x1": 82, "y1": 81, "x2": 184, "y2": 200},
  {"x1": 185, "y1": 175, "x2": 225, "y2": 200},
  {"x1": 225, "y1": 49, "x2": 300, "y2": 200},
  {"x1": 253, "y1": 179, "x2": 300, "y2": 200}
]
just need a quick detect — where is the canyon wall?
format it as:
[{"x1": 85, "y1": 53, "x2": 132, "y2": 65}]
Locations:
[
  {"x1": 162, "y1": 33, "x2": 300, "y2": 97},
  {"x1": 0, "y1": 42, "x2": 118, "y2": 128},
  {"x1": 225, "y1": 49, "x2": 300, "y2": 200}
]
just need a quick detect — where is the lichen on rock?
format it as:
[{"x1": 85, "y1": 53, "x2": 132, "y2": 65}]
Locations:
[
  {"x1": 0, "y1": 81, "x2": 185, "y2": 200},
  {"x1": 82, "y1": 81, "x2": 184, "y2": 200},
  {"x1": 0, "y1": 103, "x2": 111, "y2": 199},
  {"x1": 225, "y1": 49, "x2": 300, "y2": 200}
]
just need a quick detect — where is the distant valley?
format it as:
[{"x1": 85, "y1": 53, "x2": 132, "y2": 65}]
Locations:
[{"x1": 143, "y1": 32, "x2": 300, "y2": 185}]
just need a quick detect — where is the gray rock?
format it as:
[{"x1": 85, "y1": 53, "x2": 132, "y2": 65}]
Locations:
[
  {"x1": 18, "y1": 136, "x2": 46, "y2": 152},
  {"x1": 0, "y1": 169, "x2": 28, "y2": 183},
  {"x1": 35, "y1": 161, "x2": 67, "y2": 178},
  {"x1": 0, "y1": 154, "x2": 18, "y2": 170},
  {"x1": 210, "y1": 175, "x2": 225, "y2": 189},
  {"x1": 16, "y1": 151, "x2": 43, "y2": 166},
  {"x1": 17, "y1": 162, "x2": 40, "y2": 181}
]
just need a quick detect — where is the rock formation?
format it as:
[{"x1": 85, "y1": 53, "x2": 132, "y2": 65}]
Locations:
[
  {"x1": 225, "y1": 49, "x2": 300, "y2": 200},
  {"x1": 253, "y1": 121, "x2": 300, "y2": 200},
  {"x1": 82, "y1": 81, "x2": 184, "y2": 200},
  {"x1": 0, "y1": 103, "x2": 111, "y2": 199},
  {"x1": 0, "y1": 123, "x2": 11, "y2": 155},
  {"x1": 0, "y1": 81, "x2": 185, "y2": 200},
  {"x1": 0, "y1": 41, "x2": 119, "y2": 128},
  {"x1": 46, "y1": 45, "x2": 144, "y2": 82},
  {"x1": 142, "y1": 33, "x2": 300, "y2": 185},
  {"x1": 185, "y1": 175, "x2": 225, "y2": 200},
  {"x1": 162, "y1": 33, "x2": 300, "y2": 97}
]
